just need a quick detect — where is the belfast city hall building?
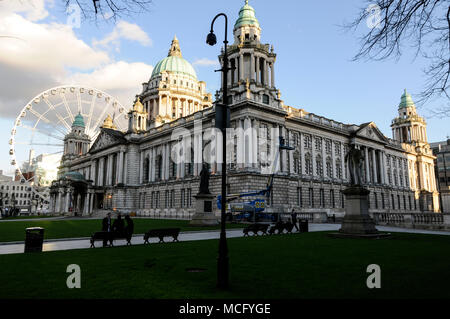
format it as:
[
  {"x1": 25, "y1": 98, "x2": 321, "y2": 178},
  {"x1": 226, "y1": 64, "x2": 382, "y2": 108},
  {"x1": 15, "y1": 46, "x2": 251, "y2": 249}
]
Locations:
[{"x1": 49, "y1": 1, "x2": 440, "y2": 217}]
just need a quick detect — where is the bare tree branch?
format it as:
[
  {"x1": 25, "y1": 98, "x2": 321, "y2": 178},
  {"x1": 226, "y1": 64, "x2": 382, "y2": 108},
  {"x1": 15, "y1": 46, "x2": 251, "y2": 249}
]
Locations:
[
  {"x1": 344, "y1": 0, "x2": 449, "y2": 115},
  {"x1": 64, "y1": 0, "x2": 152, "y2": 23}
]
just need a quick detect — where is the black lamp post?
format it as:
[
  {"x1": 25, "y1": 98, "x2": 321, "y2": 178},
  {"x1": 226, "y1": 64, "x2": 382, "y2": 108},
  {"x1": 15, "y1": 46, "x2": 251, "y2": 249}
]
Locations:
[{"x1": 207, "y1": 13, "x2": 229, "y2": 289}]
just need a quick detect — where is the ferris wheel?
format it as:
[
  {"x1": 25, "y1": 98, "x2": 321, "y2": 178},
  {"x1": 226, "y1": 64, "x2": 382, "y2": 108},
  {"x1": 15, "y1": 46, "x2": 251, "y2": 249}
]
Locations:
[{"x1": 9, "y1": 85, "x2": 130, "y2": 200}]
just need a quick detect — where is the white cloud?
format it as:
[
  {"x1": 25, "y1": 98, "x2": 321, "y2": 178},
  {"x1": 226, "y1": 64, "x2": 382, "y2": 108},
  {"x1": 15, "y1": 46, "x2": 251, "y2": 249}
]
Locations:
[
  {"x1": 0, "y1": 0, "x2": 53, "y2": 21},
  {"x1": 193, "y1": 58, "x2": 219, "y2": 67},
  {"x1": 93, "y1": 20, "x2": 153, "y2": 51},
  {"x1": 67, "y1": 61, "x2": 154, "y2": 106},
  {"x1": 0, "y1": 13, "x2": 109, "y2": 73}
]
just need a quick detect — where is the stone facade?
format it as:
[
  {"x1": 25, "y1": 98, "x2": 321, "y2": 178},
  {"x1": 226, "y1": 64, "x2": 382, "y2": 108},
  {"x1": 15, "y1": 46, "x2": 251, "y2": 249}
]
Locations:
[{"x1": 49, "y1": 0, "x2": 440, "y2": 217}]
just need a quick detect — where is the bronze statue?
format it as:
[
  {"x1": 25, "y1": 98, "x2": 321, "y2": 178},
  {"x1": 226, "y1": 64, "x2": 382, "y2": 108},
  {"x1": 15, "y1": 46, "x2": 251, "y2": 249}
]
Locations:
[
  {"x1": 199, "y1": 163, "x2": 211, "y2": 194},
  {"x1": 345, "y1": 140, "x2": 364, "y2": 186}
]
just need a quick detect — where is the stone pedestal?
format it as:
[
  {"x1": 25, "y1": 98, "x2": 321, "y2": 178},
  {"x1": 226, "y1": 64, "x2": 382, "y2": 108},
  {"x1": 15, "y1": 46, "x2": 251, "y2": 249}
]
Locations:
[
  {"x1": 190, "y1": 193, "x2": 219, "y2": 226},
  {"x1": 330, "y1": 186, "x2": 390, "y2": 239}
]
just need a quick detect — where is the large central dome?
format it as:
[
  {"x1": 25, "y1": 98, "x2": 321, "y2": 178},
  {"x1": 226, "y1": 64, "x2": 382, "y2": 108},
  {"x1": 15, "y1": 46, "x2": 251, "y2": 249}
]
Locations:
[{"x1": 150, "y1": 36, "x2": 197, "y2": 80}]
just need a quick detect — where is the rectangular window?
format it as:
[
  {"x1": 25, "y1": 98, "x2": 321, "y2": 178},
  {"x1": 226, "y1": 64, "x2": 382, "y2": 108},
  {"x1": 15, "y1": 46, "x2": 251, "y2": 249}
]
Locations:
[
  {"x1": 374, "y1": 193, "x2": 378, "y2": 209},
  {"x1": 320, "y1": 189, "x2": 324, "y2": 208},
  {"x1": 309, "y1": 188, "x2": 314, "y2": 208},
  {"x1": 165, "y1": 190, "x2": 169, "y2": 208},
  {"x1": 151, "y1": 192, "x2": 155, "y2": 209},
  {"x1": 381, "y1": 193, "x2": 385, "y2": 209},
  {"x1": 397, "y1": 195, "x2": 401, "y2": 210},
  {"x1": 187, "y1": 188, "x2": 192, "y2": 207},
  {"x1": 171, "y1": 190, "x2": 175, "y2": 208},
  {"x1": 330, "y1": 189, "x2": 335, "y2": 208},
  {"x1": 391, "y1": 194, "x2": 395, "y2": 210},
  {"x1": 297, "y1": 187, "x2": 302, "y2": 207},
  {"x1": 181, "y1": 189, "x2": 185, "y2": 208}
]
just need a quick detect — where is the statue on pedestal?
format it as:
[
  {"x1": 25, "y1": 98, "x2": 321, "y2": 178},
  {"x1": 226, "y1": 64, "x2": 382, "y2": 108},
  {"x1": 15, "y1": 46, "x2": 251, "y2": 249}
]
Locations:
[
  {"x1": 199, "y1": 163, "x2": 211, "y2": 195},
  {"x1": 345, "y1": 139, "x2": 364, "y2": 186}
]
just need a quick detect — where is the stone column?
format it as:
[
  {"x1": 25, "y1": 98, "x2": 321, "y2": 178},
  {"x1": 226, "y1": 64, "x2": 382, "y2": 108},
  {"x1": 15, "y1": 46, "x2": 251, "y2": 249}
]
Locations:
[
  {"x1": 331, "y1": 141, "x2": 336, "y2": 179},
  {"x1": 98, "y1": 157, "x2": 105, "y2": 186},
  {"x1": 372, "y1": 149, "x2": 378, "y2": 184},
  {"x1": 273, "y1": 124, "x2": 280, "y2": 173},
  {"x1": 83, "y1": 193, "x2": 89, "y2": 215},
  {"x1": 162, "y1": 144, "x2": 167, "y2": 181},
  {"x1": 91, "y1": 161, "x2": 97, "y2": 186},
  {"x1": 300, "y1": 133, "x2": 305, "y2": 175},
  {"x1": 239, "y1": 54, "x2": 243, "y2": 81},
  {"x1": 256, "y1": 56, "x2": 260, "y2": 85},
  {"x1": 64, "y1": 191, "x2": 70, "y2": 213},
  {"x1": 341, "y1": 143, "x2": 346, "y2": 181},
  {"x1": 89, "y1": 192, "x2": 94, "y2": 214},
  {"x1": 165, "y1": 144, "x2": 170, "y2": 179},
  {"x1": 237, "y1": 119, "x2": 244, "y2": 169},
  {"x1": 250, "y1": 53, "x2": 255, "y2": 82},
  {"x1": 56, "y1": 191, "x2": 62, "y2": 213},
  {"x1": 322, "y1": 140, "x2": 326, "y2": 178},
  {"x1": 265, "y1": 60, "x2": 269, "y2": 86},
  {"x1": 107, "y1": 155, "x2": 113, "y2": 186},
  {"x1": 244, "y1": 117, "x2": 252, "y2": 168},
  {"x1": 271, "y1": 62, "x2": 275, "y2": 88},
  {"x1": 124, "y1": 153, "x2": 128, "y2": 185},
  {"x1": 365, "y1": 147, "x2": 370, "y2": 184},
  {"x1": 281, "y1": 126, "x2": 288, "y2": 173},
  {"x1": 118, "y1": 151, "x2": 124, "y2": 184},
  {"x1": 312, "y1": 137, "x2": 317, "y2": 177},
  {"x1": 151, "y1": 148, "x2": 156, "y2": 182}
]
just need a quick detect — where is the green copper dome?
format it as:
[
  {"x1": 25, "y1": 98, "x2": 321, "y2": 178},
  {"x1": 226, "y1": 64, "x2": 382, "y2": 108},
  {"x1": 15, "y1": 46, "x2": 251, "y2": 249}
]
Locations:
[
  {"x1": 234, "y1": 0, "x2": 260, "y2": 29},
  {"x1": 150, "y1": 36, "x2": 197, "y2": 80},
  {"x1": 72, "y1": 113, "x2": 85, "y2": 127},
  {"x1": 399, "y1": 89, "x2": 415, "y2": 109}
]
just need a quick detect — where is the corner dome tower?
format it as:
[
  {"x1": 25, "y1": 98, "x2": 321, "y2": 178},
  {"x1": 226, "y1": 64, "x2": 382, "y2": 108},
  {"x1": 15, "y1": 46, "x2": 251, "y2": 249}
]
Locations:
[
  {"x1": 234, "y1": 0, "x2": 260, "y2": 29},
  {"x1": 150, "y1": 36, "x2": 197, "y2": 80}
]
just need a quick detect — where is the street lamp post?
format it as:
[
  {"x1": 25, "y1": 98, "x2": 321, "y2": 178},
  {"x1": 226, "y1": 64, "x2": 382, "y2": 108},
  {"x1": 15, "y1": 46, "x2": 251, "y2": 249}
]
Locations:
[{"x1": 207, "y1": 13, "x2": 229, "y2": 289}]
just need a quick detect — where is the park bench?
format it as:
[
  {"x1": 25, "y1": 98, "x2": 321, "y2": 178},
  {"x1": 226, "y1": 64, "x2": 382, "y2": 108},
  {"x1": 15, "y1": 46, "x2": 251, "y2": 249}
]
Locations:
[
  {"x1": 268, "y1": 222, "x2": 295, "y2": 235},
  {"x1": 143, "y1": 228, "x2": 181, "y2": 244},
  {"x1": 243, "y1": 223, "x2": 270, "y2": 236},
  {"x1": 90, "y1": 231, "x2": 132, "y2": 248}
]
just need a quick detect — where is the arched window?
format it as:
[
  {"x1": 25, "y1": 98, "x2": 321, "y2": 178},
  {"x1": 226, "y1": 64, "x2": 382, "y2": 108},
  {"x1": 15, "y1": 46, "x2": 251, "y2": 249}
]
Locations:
[
  {"x1": 293, "y1": 154, "x2": 300, "y2": 174},
  {"x1": 305, "y1": 153, "x2": 313, "y2": 175},
  {"x1": 316, "y1": 155, "x2": 323, "y2": 176},
  {"x1": 335, "y1": 159, "x2": 342, "y2": 179},
  {"x1": 156, "y1": 155, "x2": 163, "y2": 180},
  {"x1": 326, "y1": 157, "x2": 333, "y2": 178},
  {"x1": 143, "y1": 157, "x2": 149, "y2": 182}
]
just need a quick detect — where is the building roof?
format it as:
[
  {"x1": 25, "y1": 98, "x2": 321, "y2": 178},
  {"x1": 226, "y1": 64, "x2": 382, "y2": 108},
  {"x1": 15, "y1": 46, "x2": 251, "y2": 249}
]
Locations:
[
  {"x1": 234, "y1": 0, "x2": 260, "y2": 29},
  {"x1": 150, "y1": 36, "x2": 197, "y2": 80}
]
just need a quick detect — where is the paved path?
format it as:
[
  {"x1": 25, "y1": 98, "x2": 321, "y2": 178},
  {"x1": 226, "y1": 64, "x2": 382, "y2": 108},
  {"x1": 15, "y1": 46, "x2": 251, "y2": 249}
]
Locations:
[{"x1": 0, "y1": 224, "x2": 448, "y2": 255}]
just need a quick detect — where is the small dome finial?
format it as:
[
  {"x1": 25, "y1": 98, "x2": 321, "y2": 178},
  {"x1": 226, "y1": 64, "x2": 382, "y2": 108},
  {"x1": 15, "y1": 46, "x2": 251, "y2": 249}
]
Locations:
[{"x1": 168, "y1": 35, "x2": 182, "y2": 57}]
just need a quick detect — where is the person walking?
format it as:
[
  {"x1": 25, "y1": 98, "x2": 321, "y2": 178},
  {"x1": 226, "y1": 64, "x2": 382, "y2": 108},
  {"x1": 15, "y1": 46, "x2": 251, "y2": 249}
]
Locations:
[
  {"x1": 102, "y1": 213, "x2": 112, "y2": 247},
  {"x1": 125, "y1": 215, "x2": 134, "y2": 237},
  {"x1": 291, "y1": 208, "x2": 299, "y2": 232}
]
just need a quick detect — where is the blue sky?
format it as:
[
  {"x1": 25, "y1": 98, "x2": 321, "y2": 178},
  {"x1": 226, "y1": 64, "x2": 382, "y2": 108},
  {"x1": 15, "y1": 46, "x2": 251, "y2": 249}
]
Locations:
[{"x1": 0, "y1": 0, "x2": 448, "y2": 175}]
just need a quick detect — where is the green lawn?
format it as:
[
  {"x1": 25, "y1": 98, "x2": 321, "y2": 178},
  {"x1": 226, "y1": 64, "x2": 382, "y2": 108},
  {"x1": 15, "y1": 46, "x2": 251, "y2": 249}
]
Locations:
[
  {"x1": 0, "y1": 219, "x2": 244, "y2": 243},
  {"x1": 1, "y1": 232, "x2": 449, "y2": 299}
]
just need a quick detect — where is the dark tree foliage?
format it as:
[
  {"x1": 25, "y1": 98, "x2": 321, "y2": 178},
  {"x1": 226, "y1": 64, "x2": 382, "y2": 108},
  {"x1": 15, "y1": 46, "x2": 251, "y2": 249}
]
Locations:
[{"x1": 346, "y1": 0, "x2": 449, "y2": 116}]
